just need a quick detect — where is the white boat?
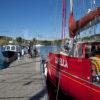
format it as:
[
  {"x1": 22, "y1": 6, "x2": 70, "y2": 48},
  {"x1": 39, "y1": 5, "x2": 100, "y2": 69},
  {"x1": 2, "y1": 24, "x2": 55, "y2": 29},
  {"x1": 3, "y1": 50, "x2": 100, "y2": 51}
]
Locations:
[
  {"x1": 2, "y1": 44, "x2": 21, "y2": 63},
  {"x1": 35, "y1": 44, "x2": 44, "y2": 47}
]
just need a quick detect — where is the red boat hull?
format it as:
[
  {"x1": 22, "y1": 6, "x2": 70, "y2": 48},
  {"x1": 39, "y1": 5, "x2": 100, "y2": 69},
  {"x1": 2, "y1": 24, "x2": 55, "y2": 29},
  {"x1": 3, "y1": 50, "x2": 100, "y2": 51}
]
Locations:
[{"x1": 47, "y1": 52, "x2": 100, "y2": 100}]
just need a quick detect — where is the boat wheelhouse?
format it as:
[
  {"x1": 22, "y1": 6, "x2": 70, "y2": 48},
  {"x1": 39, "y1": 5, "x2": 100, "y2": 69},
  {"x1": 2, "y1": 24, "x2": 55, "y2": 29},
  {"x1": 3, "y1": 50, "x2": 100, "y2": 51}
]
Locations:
[{"x1": 2, "y1": 44, "x2": 21, "y2": 63}]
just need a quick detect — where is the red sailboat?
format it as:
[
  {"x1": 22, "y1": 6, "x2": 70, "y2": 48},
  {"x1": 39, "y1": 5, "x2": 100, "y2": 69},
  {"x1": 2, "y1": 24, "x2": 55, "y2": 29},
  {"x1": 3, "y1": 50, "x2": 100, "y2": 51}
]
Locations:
[{"x1": 45, "y1": 0, "x2": 100, "y2": 100}]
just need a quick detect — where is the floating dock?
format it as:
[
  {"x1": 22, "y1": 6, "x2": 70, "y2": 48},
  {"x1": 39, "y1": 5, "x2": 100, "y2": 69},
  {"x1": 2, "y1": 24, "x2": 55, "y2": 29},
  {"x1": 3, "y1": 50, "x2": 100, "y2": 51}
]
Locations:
[{"x1": 0, "y1": 56, "x2": 48, "y2": 100}]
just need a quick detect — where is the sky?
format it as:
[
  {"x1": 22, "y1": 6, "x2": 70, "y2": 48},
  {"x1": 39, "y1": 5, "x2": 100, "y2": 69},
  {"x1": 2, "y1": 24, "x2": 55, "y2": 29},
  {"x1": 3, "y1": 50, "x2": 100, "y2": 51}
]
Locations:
[{"x1": 0, "y1": 0, "x2": 99, "y2": 40}]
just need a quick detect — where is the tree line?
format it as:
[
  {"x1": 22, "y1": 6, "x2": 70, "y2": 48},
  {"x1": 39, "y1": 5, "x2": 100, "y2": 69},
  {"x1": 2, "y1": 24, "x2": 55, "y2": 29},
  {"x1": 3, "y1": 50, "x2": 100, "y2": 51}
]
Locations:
[
  {"x1": 0, "y1": 34, "x2": 99, "y2": 45},
  {"x1": 0, "y1": 36, "x2": 62, "y2": 45}
]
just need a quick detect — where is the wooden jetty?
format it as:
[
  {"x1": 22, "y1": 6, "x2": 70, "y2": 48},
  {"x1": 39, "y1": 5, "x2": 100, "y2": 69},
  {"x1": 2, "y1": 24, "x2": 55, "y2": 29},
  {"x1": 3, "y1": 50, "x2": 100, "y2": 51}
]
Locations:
[{"x1": 0, "y1": 56, "x2": 48, "y2": 100}]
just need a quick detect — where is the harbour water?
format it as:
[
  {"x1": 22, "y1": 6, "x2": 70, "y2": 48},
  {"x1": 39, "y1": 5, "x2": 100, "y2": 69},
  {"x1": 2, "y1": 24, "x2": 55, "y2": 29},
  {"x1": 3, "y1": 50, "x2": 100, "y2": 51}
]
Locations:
[
  {"x1": 39, "y1": 45, "x2": 60, "y2": 58},
  {"x1": 0, "y1": 47, "x2": 9, "y2": 69}
]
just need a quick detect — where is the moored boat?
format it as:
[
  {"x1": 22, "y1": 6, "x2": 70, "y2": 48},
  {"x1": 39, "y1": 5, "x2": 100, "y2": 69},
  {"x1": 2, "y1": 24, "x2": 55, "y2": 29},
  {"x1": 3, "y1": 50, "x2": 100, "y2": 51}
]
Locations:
[
  {"x1": 45, "y1": 0, "x2": 100, "y2": 100},
  {"x1": 2, "y1": 44, "x2": 21, "y2": 63}
]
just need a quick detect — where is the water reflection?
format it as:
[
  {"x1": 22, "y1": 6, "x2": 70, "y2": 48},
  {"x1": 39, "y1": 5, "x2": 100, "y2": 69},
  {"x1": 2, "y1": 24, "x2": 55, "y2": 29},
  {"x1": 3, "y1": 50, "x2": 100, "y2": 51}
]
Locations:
[
  {"x1": 46, "y1": 79, "x2": 75, "y2": 100},
  {"x1": 0, "y1": 47, "x2": 9, "y2": 69},
  {"x1": 0, "y1": 59, "x2": 9, "y2": 69}
]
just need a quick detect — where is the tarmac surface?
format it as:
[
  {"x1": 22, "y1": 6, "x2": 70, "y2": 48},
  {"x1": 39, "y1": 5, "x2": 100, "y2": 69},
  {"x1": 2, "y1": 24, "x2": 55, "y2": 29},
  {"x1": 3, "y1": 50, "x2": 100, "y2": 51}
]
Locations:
[{"x1": 0, "y1": 56, "x2": 48, "y2": 100}]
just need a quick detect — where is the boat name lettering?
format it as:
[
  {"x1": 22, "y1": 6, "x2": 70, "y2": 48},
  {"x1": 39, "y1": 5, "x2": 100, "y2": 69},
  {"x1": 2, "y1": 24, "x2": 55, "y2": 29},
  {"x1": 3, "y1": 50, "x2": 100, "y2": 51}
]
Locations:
[{"x1": 55, "y1": 57, "x2": 68, "y2": 68}]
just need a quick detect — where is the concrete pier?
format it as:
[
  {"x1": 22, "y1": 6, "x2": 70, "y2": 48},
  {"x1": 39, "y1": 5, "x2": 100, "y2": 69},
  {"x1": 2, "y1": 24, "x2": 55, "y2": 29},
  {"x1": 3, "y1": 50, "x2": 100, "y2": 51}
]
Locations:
[{"x1": 0, "y1": 56, "x2": 48, "y2": 100}]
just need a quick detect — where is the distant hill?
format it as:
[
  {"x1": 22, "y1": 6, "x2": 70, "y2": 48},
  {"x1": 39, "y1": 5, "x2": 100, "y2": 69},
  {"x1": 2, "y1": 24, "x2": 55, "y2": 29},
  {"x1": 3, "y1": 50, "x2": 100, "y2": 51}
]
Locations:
[{"x1": 0, "y1": 36, "x2": 12, "y2": 45}]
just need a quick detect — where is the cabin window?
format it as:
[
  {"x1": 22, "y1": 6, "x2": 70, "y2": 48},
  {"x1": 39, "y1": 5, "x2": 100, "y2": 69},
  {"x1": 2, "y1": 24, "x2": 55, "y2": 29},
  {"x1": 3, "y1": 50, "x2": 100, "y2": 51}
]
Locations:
[
  {"x1": 94, "y1": 45, "x2": 100, "y2": 54},
  {"x1": 6, "y1": 46, "x2": 10, "y2": 50},
  {"x1": 85, "y1": 45, "x2": 91, "y2": 58},
  {"x1": 77, "y1": 44, "x2": 82, "y2": 57},
  {"x1": 74, "y1": 43, "x2": 83, "y2": 57},
  {"x1": 91, "y1": 44, "x2": 100, "y2": 57},
  {"x1": 11, "y1": 46, "x2": 15, "y2": 50}
]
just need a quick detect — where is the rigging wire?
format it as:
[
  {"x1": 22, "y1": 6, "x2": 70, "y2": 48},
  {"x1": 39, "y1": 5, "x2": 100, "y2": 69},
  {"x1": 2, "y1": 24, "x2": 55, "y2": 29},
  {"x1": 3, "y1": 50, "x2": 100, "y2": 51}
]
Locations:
[
  {"x1": 56, "y1": 0, "x2": 66, "y2": 99},
  {"x1": 56, "y1": 0, "x2": 62, "y2": 99},
  {"x1": 55, "y1": 72, "x2": 60, "y2": 100},
  {"x1": 83, "y1": 0, "x2": 86, "y2": 16},
  {"x1": 49, "y1": 0, "x2": 59, "y2": 52},
  {"x1": 82, "y1": 0, "x2": 86, "y2": 38},
  {"x1": 89, "y1": 0, "x2": 97, "y2": 38},
  {"x1": 92, "y1": 0, "x2": 97, "y2": 39},
  {"x1": 61, "y1": 0, "x2": 66, "y2": 46},
  {"x1": 54, "y1": 0, "x2": 58, "y2": 46}
]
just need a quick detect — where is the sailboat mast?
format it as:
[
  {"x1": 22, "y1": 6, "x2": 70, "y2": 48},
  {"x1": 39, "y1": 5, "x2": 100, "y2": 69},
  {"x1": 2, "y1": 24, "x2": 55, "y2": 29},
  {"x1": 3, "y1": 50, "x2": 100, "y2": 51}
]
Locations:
[
  {"x1": 70, "y1": 0, "x2": 73, "y2": 13},
  {"x1": 69, "y1": 0, "x2": 75, "y2": 49},
  {"x1": 61, "y1": 0, "x2": 66, "y2": 46}
]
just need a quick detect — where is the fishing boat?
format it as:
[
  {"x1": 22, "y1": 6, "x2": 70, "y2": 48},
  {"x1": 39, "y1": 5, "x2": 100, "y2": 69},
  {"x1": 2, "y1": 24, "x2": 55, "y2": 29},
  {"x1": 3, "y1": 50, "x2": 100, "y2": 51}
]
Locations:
[
  {"x1": 45, "y1": 0, "x2": 100, "y2": 100},
  {"x1": 2, "y1": 44, "x2": 21, "y2": 63}
]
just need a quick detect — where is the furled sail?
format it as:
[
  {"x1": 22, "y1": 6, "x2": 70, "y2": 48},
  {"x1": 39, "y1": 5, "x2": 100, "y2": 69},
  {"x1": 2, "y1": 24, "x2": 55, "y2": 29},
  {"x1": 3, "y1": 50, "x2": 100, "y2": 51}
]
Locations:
[{"x1": 69, "y1": 1, "x2": 100, "y2": 38}]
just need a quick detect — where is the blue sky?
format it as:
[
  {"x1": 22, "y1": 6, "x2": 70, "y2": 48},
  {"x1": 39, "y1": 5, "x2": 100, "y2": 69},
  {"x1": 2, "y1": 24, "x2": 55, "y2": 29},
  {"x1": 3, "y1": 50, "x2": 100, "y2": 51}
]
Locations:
[{"x1": 0, "y1": 0, "x2": 99, "y2": 40}]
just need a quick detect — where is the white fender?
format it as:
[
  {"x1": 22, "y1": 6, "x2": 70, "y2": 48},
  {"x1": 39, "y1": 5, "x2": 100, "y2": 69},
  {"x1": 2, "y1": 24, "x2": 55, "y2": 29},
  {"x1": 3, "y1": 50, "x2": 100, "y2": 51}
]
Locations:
[{"x1": 44, "y1": 64, "x2": 47, "y2": 77}]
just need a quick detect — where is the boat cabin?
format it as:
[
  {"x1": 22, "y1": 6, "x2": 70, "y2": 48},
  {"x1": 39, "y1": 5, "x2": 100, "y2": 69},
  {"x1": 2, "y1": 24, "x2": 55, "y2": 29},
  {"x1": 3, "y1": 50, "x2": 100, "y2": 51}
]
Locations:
[
  {"x1": 73, "y1": 41, "x2": 100, "y2": 58},
  {"x1": 4, "y1": 45, "x2": 21, "y2": 53},
  {"x1": 73, "y1": 41, "x2": 100, "y2": 83}
]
